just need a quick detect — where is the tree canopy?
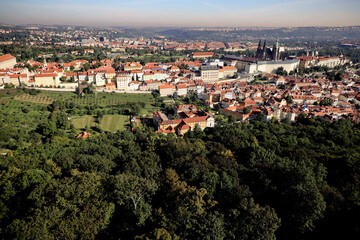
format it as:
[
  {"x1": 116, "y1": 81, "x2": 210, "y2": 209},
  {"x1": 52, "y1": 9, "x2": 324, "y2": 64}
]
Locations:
[{"x1": 0, "y1": 99, "x2": 360, "y2": 239}]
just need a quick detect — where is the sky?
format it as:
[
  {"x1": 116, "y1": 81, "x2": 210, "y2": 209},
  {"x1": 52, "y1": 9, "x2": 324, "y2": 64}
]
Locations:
[{"x1": 0, "y1": 0, "x2": 359, "y2": 27}]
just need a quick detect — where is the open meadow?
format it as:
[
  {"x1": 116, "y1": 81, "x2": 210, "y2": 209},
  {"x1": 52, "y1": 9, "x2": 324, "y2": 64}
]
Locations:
[{"x1": 71, "y1": 115, "x2": 129, "y2": 132}]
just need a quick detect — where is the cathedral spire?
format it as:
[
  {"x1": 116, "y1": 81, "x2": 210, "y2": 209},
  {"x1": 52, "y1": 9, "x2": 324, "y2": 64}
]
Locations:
[
  {"x1": 256, "y1": 39, "x2": 263, "y2": 59},
  {"x1": 262, "y1": 40, "x2": 267, "y2": 60}
]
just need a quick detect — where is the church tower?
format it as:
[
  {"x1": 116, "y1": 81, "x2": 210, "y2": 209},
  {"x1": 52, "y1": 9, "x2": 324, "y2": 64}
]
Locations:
[
  {"x1": 262, "y1": 40, "x2": 267, "y2": 60},
  {"x1": 256, "y1": 40, "x2": 263, "y2": 59},
  {"x1": 272, "y1": 39, "x2": 280, "y2": 60}
]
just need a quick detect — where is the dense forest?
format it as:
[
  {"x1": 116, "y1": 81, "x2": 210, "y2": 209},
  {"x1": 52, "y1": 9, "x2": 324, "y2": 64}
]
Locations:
[{"x1": 0, "y1": 92, "x2": 360, "y2": 239}]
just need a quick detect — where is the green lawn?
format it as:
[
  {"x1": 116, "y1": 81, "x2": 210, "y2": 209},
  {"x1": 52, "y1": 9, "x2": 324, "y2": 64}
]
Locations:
[
  {"x1": 71, "y1": 116, "x2": 96, "y2": 129},
  {"x1": 100, "y1": 115, "x2": 129, "y2": 132},
  {"x1": 71, "y1": 115, "x2": 129, "y2": 132}
]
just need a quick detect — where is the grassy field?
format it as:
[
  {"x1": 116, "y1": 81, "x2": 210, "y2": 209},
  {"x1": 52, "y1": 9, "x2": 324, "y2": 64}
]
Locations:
[
  {"x1": 100, "y1": 115, "x2": 129, "y2": 132},
  {"x1": 71, "y1": 115, "x2": 96, "y2": 129},
  {"x1": 71, "y1": 115, "x2": 129, "y2": 132}
]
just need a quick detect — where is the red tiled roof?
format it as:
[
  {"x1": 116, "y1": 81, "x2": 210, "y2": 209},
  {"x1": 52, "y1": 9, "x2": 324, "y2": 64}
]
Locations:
[
  {"x1": 34, "y1": 73, "x2": 57, "y2": 77},
  {"x1": 0, "y1": 54, "x2": 15, "y2": 63},
  {"x1": 10, "y1": 74, "x2": 27, "y2": 78},
  {"x1": 176, "y1": 84, "x2": 187, "y2": 89},
  {"x1": 76, "y1": 131, "x2": 92, "y2": 139},
  {"x1": 223, "y1": 66, "x2": 237, "y2": 70},
  {"x1": 159, "y1": 84, "x2": 175, "y2": 89},
  {"x1": 193, "y1": 52, "x2": 214, "y2": 56},
  {"x1": 65, "y1": 72, "x2": 77, "y2": 76}
]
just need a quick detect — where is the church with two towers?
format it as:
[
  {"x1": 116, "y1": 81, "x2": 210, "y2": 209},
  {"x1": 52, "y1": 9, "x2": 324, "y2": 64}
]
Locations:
[{"x1": 255, "y1": 39, "x2": 281, "y2": 61}]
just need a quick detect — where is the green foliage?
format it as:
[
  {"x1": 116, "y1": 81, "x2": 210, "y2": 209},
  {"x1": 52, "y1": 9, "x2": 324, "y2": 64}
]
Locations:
[
  {"x1": 319, "y1": 98, "x2": 333, "y2": 106},
  {"x1": 0, "y1": 95, "x2": 360, "y2": 239},
  {"x1": 326, "y1": 70, "x2": 343, "y2": 81},
  {"x1": 275, "y1": 67, "x2": 288, "y2": 76}
]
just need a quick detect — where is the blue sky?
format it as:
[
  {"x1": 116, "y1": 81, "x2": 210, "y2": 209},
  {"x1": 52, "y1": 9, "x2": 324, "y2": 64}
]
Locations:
[{"x1": 0, "y1": 0, "x2": 359, "y2": 27}]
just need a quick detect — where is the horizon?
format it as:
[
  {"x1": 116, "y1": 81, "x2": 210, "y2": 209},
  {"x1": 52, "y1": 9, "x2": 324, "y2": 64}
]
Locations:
[
  {"x1": 1, "y1": 23, "x2": 360, "y2": 29},
  {"x1": 0, "y1": 0, "x2": 359, "y2": 27}
]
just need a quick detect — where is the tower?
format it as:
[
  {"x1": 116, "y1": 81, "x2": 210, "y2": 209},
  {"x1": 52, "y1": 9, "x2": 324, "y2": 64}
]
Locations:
[
  {"x1": 262, "y1": 40, "x2": 267, "y2": 60},
  {"x1": 256, "y1": 40, "x2": 263, "y2": 59},
  {"x1": 256, "y1": 39, "x2": 267, "y2": 60},
  {"x1": 272, "y1": 39, "x2": 280, "y2": 60}
]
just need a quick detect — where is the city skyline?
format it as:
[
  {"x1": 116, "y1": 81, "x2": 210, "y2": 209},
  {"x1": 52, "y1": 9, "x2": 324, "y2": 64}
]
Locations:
[{"x1": 0, "y1": 0, "x2": 359, "y2": 27}]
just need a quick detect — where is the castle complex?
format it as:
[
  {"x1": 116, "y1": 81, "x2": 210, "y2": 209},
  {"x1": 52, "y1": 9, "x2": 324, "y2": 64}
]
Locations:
[{"x1": 255, "y1": 39, "x2": 281, "y2": 61}]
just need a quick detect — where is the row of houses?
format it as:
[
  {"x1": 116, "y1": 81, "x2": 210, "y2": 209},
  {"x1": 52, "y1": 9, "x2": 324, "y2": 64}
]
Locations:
[{"x1": 204, "y1": 76, "x2": 360, "y2": 123}]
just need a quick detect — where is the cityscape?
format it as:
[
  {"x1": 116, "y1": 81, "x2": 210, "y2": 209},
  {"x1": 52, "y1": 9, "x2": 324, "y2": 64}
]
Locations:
[{"x1": 0, "y1": 0, "x2": 360, "y2": 239}]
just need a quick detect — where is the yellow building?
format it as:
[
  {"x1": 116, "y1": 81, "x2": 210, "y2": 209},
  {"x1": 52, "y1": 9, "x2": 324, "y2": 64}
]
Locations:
[
  {"x1": 222, "y1": 66, "x2": 237, "y2": 77},
  {"x1": 8, "y1": 74, "x2": 28, "y2": 86},
  {"x1": 34, "y1": 73, "x2": 60, "y2": 87},
  {"x1": 105, "y1": 70, "x2": 116, "y2": 81}
]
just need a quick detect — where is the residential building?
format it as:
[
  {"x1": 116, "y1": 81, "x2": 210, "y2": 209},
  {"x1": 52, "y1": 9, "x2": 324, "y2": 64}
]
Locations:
[
  {"x1": 153, "y1": 105, "x2": 215, "y2": 135},
  {"x1": 222, "y1": 66, "x2": 237, "y2": 78},
  {"x1": 34, "y1": 73, "x2": 60, "y2": 87},
  {"x1": 129, "y1": 81, "x2": 140, "y2": 90},
  {"x1": 0, "y1": 54, "x2": 17, "y2": 69},
  {"x1": 176, "y1": 84, "x2": 188, "y2": 96},
  {"x1": 201, "y1": 65, "x2": 219, "y2": 82},
  {"x1": 116, "y1": 74, "x2": 131, "y2": 90},
  {"x1": 159, "y1": 84, "x2": 176, "y2": 97},
  {"x1": 105, "y1": 82, "x2": 116, "y2": 90}
]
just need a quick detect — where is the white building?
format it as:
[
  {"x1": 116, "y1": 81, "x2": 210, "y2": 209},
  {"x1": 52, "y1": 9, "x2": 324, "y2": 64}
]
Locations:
[
  {"x1": 246, "y1": 59, "x2": 299, "y2": 74},
  {"x1": 128, "y1": 81, "x2": 140, "y2": 90},
  {"x1": 201, "y1": 65, "x2": 219, "y2": 82},
  {"x1": 208, "y1": 59, "x2": 224, "y2": 67},
  {"x1": 176, "y1": 85, "x2": 188, "y2": 96},
  {"x1": 0, "y1": 54, "x2": 17, "y2": 69},
  {"x1": 95, "y1": 73, "x2": 107, "y2": 86},
  {"x1": 116, "y1": 75, "x2": 131, "y2": 90},
  {"x1": 316, "y1": 57, "x2": 341, "y2": 68}
]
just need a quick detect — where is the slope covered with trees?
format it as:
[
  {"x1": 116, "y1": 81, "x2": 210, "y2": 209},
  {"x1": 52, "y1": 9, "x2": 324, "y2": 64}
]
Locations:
[{"x1": 0, "y1": 99, "x2": 360, "y2": 239}]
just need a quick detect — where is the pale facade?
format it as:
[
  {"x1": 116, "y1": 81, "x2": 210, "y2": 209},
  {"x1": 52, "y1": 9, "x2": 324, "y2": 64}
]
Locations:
[
  {"x1": 316, "y1": 57, "x2": 341, "y2": 68},
  {"x1": 246, "y1": 60, "x2": 299, "y2": 74},
  {"x1": 222, "y1": 66, "x2": 237, "y2": 77},
  {"x1": 34, "y1": 74, "x2": 60, "y2": 87},
  {"x1": 201, "y1": 65, "x2": 219, "y2": 82},
  {"x1": 159, "y1": 85, "x2": 176, "y2": 97},
  {"x1": 116, "y1": 75, "x2": 131, "y2": 90},
  {"x1": 0, "y1": 54, "x2": 17, "y2": 69},
  {"x1": 95, "y1": 73, "x2": 107, "y2": 86}
]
